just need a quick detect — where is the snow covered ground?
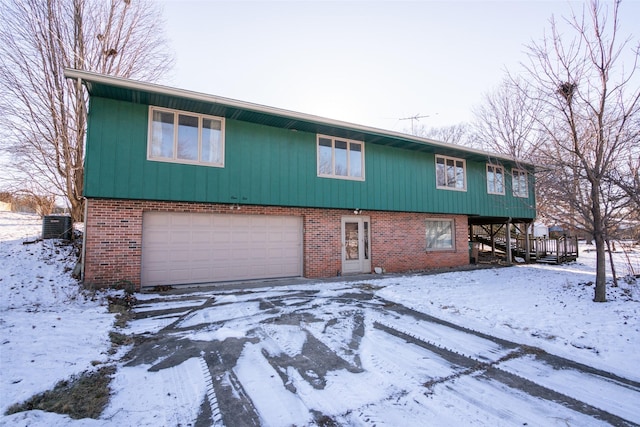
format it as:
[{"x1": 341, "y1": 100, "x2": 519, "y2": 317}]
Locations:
[{"x1": 1, "y1": 211, "x2": 639, "y2": 426}]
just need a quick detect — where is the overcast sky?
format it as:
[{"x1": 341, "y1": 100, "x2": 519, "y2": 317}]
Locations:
[{"x1": 157, "y1": 0, "x2": 639, "y2": 132}]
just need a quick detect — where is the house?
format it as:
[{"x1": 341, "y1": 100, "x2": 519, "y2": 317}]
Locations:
[{"x1": 65, "y1": 69, "x2": 536, "y2": 289}]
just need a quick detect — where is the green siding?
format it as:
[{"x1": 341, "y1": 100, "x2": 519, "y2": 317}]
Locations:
[{"x1": 84, "y1": 97, "x2": 535, "y2": 219}]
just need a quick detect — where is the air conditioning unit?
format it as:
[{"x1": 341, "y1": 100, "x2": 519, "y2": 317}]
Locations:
[{"x1": 42, "y1": 215, "x2": 72, "y2": 240}]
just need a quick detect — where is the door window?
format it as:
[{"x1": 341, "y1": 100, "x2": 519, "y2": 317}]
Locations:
[{"x1": 345, "y1": 222, "x2": 359, "y2": 260}]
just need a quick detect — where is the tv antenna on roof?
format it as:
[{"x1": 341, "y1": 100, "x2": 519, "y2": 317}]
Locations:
[{"x1": 399, "y1": 113, "x2": 438, "y2": 135}]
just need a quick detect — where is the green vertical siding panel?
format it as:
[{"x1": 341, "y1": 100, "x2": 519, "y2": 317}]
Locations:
[
  {"x1": 84, "y1": 97, "x2": 535, "y2": 219},
  {"x1": 125, "y1": 103, "x2": 146, "y2": 197},
  {"x1": 179, "y1": 166, "x2": 196, "y2": 201},
  {"x1": 86, "y1": 98, "x2": 148, "y2": 199},
  {"x1": 291, "y1": 140, "x2": 304, "y2": 205},
  {"x1": 142, "y1": 163, "x2": 158, "y2": 200},
  {"x1": 467, "y1": 161, "x2": 484, "y2": 215},
  {"x1": 112, "y1": 108, "x2": 129, "y2": 196},
  {"x1": 113, "y1": 103, "x2": 133, "y2": 197},
  {"x1": 193, "y1": 167, "x2": 205, "y2": 201},
  {"x1": 83, "y1": 98, "x2": 100, "y2": 197},
  {"x1": 97, "y1": 103, "x2": 117, "y2": 197}
]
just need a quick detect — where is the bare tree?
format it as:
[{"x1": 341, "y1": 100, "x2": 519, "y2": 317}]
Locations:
[
  {"x1": 0, "y1": 0, "x2": 173, "y2": 223},
  {"x1": 420, "y1": 123, "x2": 473, "y2": 147},
  {"x1": 606, "y1": 126, "x2": 640, "y2": 210},
  {"x1": 519, "y1": 0, "x2": 640, "y2": 302},
  {"x1": 412, "y1": 122, "x2": 478, "y2": 152},
  {"x1": 472, "y1": 77, "x2": 545, "y2": 160}
]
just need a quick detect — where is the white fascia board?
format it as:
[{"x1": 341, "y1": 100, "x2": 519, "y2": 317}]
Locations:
[{"x1": 64, "y1": 68, "x2": 530, "y2": 166}]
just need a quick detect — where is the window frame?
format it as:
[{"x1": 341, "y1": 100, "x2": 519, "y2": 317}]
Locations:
[
  {"x1": 317, "y1": 134, "x2": 365, "y2": 181},
  {"x1": 512, "y1": 168, "x2": 529, "y2": 198},
  {"x1": 425, "y1": 218, "x2": 456, "y2": 251},
  {"x1": 486, "y1": 163, "x2": 505, "y2": 195},
  {"x1": 435, "y1": 155, "x2": 467, "y2": 191},
  {"x1": 147, "y1": 106, "x2": 225, "y2": 167}
]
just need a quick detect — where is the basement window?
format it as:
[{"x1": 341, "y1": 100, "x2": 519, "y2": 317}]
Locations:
[
  {"x1": 317, "y1": 135, "x2": 365, "y2": 181},
  {"x1": 148, "y1": 106, "x2": 225, "y2": 167},
  {"x1": 425, "y1": 219, "x2": 455, "y2": 250}
]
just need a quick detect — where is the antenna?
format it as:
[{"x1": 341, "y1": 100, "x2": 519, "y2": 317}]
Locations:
[{"x1": 399, "y1": 113, "x2": 437, "y2": 135}]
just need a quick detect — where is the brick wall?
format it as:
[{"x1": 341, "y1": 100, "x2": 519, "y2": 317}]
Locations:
[
  {"x1": 84, "y1": 198, "x2": 469, "y2": 289},
  {"x1": 371, "y1": 212, "x2": 469, "y2": 273}
]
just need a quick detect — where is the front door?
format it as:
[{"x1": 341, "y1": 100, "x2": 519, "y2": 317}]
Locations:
[{"x1": 341, "y1": 216, "x2": 371, "y2": 274}]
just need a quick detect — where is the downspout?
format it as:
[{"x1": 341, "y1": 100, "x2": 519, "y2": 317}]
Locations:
[
  {"x1": 77, "y1": 76, "x2": 87, "y2": 281},
  {"x1": 80, "y1": 197, "x2": 88, "y2": 281}
]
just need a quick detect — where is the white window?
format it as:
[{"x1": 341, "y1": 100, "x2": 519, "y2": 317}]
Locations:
[
  {"x1": 512, "y1": 169, "x2": 529, "y2": 198},
  {"x1": 426, "y1": 219, "x2": 455, "y2": 250},
  {"x1": 317, "y1": 135, "x2": 364, "y2": 180},
  {"x1": 487, "y1": 164, "x2": 505, "y2": 195},
  {"x1": 436, "y1": 155, "x2": 466, "y2": 191},
  {"x1": 148, "y1": 106, "x2": 225, "y2": 167}
]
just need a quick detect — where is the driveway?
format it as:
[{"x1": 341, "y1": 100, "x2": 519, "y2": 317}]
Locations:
[{"x1": 116, "y1": 279, "x2": 640, "y2": 427}]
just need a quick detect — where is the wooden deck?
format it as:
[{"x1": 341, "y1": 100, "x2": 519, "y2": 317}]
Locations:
[{"x1": 472, "y1": 227, "x2": 578, "y2": 265}]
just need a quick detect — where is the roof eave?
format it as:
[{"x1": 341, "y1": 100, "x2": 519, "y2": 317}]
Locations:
[{"x1": 64, "y1": 68, "x2": 533, "y2": 167}]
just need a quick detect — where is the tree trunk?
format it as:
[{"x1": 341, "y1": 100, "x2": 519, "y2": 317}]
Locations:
[
  {"x1": 70, "y1": 196, "x2": 84, "y2": 224},
  {"x1": 605, "y1": 240, "x2": 618, "y2": 287},
  {"x1": 0, "y1": 0, "x2": 173, "y2": 228},
  {"x1": 592, "y1": 184, "x2": 607, "y2": 302}
]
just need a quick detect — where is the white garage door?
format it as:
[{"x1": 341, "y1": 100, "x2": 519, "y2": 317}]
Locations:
[{"x1": 141, "y1": 212, "x2": 303, "y2": 286}]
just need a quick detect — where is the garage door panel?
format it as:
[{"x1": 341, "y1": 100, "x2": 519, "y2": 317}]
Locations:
[
  {"x1": 169, "y1": 231, "x2": 191, "y2": 244},
  {"x1": 145, "y1": 229, "x2": 169, "y2": 244},
  {"x1": 145, "y1": 270, "x2": 168, "y2": 283},
  {"x1": 191, "y1": 215, "x2": 211, "y2": 226},
  {"x1": 172, "y1": 251, "x2": 191, "y2": 263},
  {"x1": 213, "y1": 231, "x2": 231, "y2": 243},
  {"x1": 252, "y1": 230, "x2": 267, "y2": 242},
  {"x1": 192, "y1": 232, "x2": 213, "y2": 244},
  {"x1": 190, "y1": 251, "x2": 210, "y2": 263},
  {"x1": 190, "y1": 268, "x2": 211, "y2": 281},
  {"x1": 168, "y1": 269, "x2": 191, "y2": 282},
  {"x1": 233, "y1": 231, "x2": 251, "y2": 243},
  {"x1": 142, "y1": 212, "x2": 302, "y2": 286}
]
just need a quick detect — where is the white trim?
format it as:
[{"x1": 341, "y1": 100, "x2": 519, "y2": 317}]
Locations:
[
  {"x1": 425, "y1": 218, "x2": 456, "y2": 251},
  {"x1": 81, "y1": 199, "x2": 88, "y2": 281},
  {"x1": 486, "y1": 163, "x2": 505, "y2": 195},
  {"x1": 147, "y1": 106, "x2": 225, "y2": 167},
  {"x1": 435, "y1": 155, "x2": 467, "y2": 191},
  {"x1": 512, "y1": 168, "x2": 529, "y2": 198},
  {"x1": 341, "y1": 216, "x2": 372, "y2": 274},
  {"x1": 317, "y1": 134, "x2": 365, "y2": 181},
  {"x1": 64, "y1": 68, "x2": 532, "y2": 166}
]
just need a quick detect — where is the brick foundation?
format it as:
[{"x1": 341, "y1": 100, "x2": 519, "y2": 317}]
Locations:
[{"x1": 83, "y1": 198, "x2": 469, "y2": 289}]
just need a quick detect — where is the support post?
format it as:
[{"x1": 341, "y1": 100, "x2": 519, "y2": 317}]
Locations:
[
  {"x1": 505, "y1": 218, "x2": 512, "y2": 265},
  {"x1": 524, "y1": 222, "x2": 531, "y2": 263},
  {"x1": 490, "y1": 224, "x2": 495, "y2": 256}
]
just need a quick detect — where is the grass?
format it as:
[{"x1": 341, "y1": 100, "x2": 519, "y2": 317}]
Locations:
[{"x1": 5, "y1": 366, "x2": 115, "y2": 419}]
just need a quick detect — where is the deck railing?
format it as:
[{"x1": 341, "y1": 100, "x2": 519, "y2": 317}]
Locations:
[{"x1": 472, "y1": 226, "x2": 578, "y2": 264}]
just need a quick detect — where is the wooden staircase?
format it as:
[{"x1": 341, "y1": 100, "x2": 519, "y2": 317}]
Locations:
[{"x1": 472, "y1": 226, "x2": 578, "y2": 265}]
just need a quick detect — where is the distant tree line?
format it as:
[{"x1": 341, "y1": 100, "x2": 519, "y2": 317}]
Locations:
[{"x1": 0, "y1": 191, "x2": 60, "y2": 217}]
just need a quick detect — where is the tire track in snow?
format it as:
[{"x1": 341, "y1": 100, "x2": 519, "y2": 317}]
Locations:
[
  {"x1": 124, "y1": 287, "x2": 640, "y2": 426},
  {"x1": 375, "y1": 321, "x2": 639, "y2": 426},
  {"x1": 199, "y1": 356, "x2": 223, "y2": 426}
]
